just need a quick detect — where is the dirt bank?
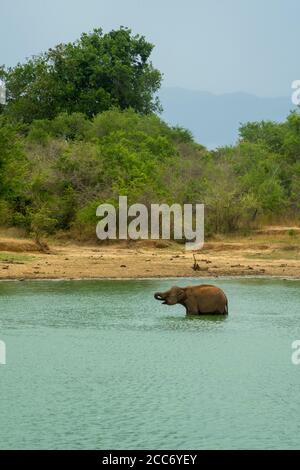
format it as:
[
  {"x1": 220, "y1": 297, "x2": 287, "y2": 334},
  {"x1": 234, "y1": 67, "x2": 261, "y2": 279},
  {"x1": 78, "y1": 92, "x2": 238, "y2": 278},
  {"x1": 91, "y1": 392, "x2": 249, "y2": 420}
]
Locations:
[{"x1": 0, "y1": 228, "x2": 300, "y2": 280}]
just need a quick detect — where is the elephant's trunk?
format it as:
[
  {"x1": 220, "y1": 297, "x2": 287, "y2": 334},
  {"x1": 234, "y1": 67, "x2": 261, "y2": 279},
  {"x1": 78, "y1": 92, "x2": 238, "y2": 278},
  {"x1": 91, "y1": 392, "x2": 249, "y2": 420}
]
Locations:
[{"x1": 154, "y1": 292, "x2": 164, "y2": 300}]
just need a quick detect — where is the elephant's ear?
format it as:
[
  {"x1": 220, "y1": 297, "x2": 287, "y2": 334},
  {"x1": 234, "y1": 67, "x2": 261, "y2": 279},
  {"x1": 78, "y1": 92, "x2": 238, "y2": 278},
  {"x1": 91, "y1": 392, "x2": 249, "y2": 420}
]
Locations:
[{"x1": 177, "y1": 288, "x2": 186, "y2": 301}]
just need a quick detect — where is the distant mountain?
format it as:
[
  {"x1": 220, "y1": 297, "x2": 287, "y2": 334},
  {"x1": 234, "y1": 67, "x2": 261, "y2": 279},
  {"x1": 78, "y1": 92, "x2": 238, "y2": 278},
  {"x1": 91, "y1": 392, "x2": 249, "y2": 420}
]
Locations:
[{"x1": 159, "y1": 87, "x2": 296, "y2": 148}]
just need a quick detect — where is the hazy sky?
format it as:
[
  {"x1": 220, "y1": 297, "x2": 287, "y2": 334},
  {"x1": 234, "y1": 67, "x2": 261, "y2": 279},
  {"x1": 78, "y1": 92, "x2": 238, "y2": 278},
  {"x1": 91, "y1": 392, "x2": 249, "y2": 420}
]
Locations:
[{"x1": 0, "y1": 0, "x2": 299, "y2": 96}]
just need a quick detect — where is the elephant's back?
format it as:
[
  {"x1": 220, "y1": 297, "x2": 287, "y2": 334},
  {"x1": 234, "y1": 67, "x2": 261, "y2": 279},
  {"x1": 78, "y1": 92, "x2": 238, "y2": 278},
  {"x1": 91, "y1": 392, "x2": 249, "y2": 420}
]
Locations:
[{"x1": 188, "y1": 284, "x2": 226, "y2": 296}]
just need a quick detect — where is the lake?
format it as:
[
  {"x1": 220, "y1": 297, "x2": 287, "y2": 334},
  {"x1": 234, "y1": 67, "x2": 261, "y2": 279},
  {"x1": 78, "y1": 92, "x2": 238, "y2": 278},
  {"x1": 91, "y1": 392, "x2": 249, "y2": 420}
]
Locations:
[{"x1": 0, "y1": 278, "x2": 300, "y2": 450}]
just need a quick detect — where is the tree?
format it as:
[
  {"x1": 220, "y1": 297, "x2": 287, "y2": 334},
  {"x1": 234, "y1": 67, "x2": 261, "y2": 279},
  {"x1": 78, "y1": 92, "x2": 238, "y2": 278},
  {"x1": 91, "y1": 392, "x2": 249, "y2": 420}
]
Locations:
[
  {"x1": 28, "y1": 206, "x2": 57, "y2": 251},
  {"x1": 0, "y1": 118, "x2": 27, "y2": 199},
  {"x1": 282, "y1": 112, "x2": 300, "y2": 162},
  {"x1": 2, "y1": 28, "x2": 162, "y2": 123},
  {"x1": 239, "y1": 120, "x2": 285, "y2": 154}
]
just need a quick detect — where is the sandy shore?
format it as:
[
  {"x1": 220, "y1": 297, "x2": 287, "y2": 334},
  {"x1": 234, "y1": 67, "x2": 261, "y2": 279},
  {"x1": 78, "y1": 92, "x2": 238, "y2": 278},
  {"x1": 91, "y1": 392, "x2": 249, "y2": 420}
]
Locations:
[{"x1": 0, "y1": 229, "x2": 300, "y2": 280}]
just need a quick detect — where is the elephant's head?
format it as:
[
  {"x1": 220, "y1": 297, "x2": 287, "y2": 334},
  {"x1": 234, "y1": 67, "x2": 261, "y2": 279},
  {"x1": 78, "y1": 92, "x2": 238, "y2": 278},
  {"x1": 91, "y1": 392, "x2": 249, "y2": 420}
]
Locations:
[{"x1": 154, "y1": 286, "x2": 186, "y2": 305}]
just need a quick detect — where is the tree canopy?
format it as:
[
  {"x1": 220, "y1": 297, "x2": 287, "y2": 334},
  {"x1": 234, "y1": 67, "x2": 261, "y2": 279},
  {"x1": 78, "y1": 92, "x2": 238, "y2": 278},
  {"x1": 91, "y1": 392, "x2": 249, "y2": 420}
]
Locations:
[{"x1": 0, "y1": 28, "x2": 162, "y2": 123}]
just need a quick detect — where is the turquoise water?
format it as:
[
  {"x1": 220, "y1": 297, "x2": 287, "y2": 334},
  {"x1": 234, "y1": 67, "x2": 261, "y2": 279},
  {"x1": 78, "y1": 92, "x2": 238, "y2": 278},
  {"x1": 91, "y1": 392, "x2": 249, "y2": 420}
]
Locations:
[{"x1": 0, "y1": 278, "x2": 300, "y2": 450}]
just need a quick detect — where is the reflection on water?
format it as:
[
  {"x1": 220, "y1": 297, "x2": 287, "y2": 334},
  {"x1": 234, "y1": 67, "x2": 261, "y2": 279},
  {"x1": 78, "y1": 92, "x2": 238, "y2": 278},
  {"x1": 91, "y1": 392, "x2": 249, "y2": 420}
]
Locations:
[{"x1": 0, "y1": 278, "x2": 300, "y2": 449}]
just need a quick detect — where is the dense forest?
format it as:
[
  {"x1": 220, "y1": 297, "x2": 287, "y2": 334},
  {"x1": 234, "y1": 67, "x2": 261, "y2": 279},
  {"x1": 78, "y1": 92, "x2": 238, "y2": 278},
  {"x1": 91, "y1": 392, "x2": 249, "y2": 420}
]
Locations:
[{"x1": 0, "y1": 28, "x2": 299, "y2": 242}]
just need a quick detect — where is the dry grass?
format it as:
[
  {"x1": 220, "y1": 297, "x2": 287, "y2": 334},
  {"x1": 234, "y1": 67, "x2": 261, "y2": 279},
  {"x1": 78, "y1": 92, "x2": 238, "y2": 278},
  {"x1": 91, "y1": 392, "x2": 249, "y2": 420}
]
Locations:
[{"x1": 0, "y1": 239, "x2": 42, "y2": 253}]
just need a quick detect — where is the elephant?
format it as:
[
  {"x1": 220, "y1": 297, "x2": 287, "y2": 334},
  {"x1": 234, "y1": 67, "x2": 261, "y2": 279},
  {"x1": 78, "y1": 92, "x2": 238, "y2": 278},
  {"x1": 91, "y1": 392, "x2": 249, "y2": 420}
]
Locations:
[{"x1": 154, "y1": 284, "x2": 228, "y2": 315}]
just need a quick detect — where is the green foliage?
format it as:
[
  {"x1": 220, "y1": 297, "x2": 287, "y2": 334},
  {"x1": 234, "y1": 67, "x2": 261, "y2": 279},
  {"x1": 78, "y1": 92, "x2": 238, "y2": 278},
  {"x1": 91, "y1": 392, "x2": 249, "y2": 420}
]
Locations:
[
  {"x1": 71, "y1": 199, "x2": 102, "y2": 240},
  {"x1": 1, "y1": 26, "x2": 300, "y2": 239},
  {"x1": 29, "y1": 206, "x2": 58, "y2": 241},
  {"x1": 239, "y1": 120, "x2": 285, "y2": 154},
  {"x1": 27, "y1": 113, "x2": 91, "y2": 143},
  {"x1": 2, "y1": 28, "x2": 162, "y2": 123},
  {"x1": 1, "y1": 107, "x2": 300, "y2": 239},
  {"x1": 0, "y1": 199, "x2": 12, "y2": 225},
  {"x1": 0, "y1": 117, "x2": 28, "y2": 200},
  {"x1": 282, "y1": 113, "x2": 300, "y2": 161}
]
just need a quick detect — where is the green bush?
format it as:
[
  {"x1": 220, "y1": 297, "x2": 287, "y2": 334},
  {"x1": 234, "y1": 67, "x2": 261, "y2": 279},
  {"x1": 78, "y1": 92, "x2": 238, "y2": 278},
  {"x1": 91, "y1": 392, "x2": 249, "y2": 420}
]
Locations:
[{"x1": 0, "y1": 108, "x2": 300, "y2": 240}]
